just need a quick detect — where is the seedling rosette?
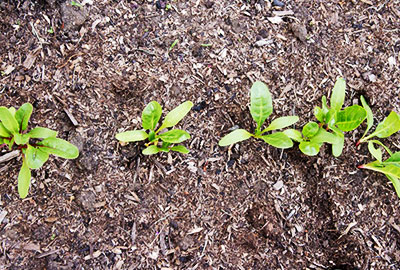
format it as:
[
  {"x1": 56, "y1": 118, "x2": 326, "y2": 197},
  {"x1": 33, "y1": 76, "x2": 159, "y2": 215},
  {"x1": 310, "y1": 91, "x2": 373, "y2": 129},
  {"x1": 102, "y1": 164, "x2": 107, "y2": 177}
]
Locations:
[
  {"x1": 0, "y1": 103, "x2": 79, "y2": 198},
  {"x1": 116, "y1": 101, "x2": 193, "y2": 155},
  {"x1": 218, "y1": 81, "x2": 299, "y2": 149},
  {"x1": 284, "y1": 78, "x2": 367, "y2": 156}
]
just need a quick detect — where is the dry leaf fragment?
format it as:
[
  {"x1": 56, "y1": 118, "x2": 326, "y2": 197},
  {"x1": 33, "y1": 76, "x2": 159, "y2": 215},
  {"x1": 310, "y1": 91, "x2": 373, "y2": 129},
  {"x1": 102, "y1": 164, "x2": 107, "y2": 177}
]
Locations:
[
  {"x1": 45, "y1": 217, "x2": 58, "y2": 223},
  {"x1": 187, "y1": 227, "x2": 203, "y2": 235},
  {"x1": 267, "y1": 16, "x2": 283, "y2": 24}
]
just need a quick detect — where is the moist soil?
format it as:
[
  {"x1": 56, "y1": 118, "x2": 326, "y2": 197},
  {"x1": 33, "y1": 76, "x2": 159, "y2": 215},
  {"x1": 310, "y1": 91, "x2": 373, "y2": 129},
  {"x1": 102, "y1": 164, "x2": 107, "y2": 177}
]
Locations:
[{"x1": 1, "y1": 0, "x2": 400, "y2": 269}]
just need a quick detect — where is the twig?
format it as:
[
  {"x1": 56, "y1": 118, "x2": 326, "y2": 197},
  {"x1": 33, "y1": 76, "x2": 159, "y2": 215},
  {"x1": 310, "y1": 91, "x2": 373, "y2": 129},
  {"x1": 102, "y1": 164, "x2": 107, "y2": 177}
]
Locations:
[{"x1": 0, "y1": 151, "x2": 19, "y2": 164}]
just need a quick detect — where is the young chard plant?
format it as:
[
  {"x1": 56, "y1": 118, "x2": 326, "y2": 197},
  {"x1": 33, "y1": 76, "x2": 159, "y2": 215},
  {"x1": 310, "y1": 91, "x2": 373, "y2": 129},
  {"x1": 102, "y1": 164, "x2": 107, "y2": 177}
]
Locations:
[
  {"x1": 356, "y1": 96, "x2": 400, "y2": 198},
  {"x1": 116, "y1": 101, "x2": 193, "y2": 155},
  {"x1": 284, "y1": 78, "x2": 367, "y2": 156},
  {"x1": 218, "y1": 81, "x2": 299, "y2": 149},
  {"x1": 0, "y1": 103, "x2": 79, "y2": 198}
]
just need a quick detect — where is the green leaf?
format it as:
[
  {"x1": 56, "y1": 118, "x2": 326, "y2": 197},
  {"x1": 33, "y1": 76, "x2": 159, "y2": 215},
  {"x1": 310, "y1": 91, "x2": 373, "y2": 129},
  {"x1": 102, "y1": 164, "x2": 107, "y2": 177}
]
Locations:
[
  {"x1": 262, "y1": 116, "x2": 299, "y2": 133},
  {"x1": 15, "y1": 103, "x2": 33, "y2": 131},
  {"x1": 159, "y1": 101, "x2": 193, "y2": 130},
  {"x1": 116, "y1": 130, "x2": 148, "y2": 142},
  {"x1": 260, "y1": 132, "x2": 293, "y2": 149},
  {"x1": 142, "y1": 101, "x2": 162, "y2": 130},
  {"x1": 367, "y1": 111, "x2": 400, "y2": 140},
  {"x1": 18, "y1": 157, "x2": 31, "y2": 199},
  {"x1": 170, "y1": 145, "x2": 190, "y2": 154},
  {"x1": 330, "y1": 78, "x2": 346, "y2": 111},
  {"x1": 28, "y1": 127, "x2": 57, "y2": 138},
  {"x1": 0, "y1": 106, "x2": 19, "y2": 134},
  {"x1": 330, "y1": 127, "x2": 344, "y2": 157},
  {"x1": 385, "y1": 152, "x2": 400, "y2": 163},
  {"x1": 219, "y1": 129, "x2": 253, "y2": 146},
  {"x1": 335, "y1": 105, "x2": 367, "y2": 132},
  {"x1": 385, "y1": 174, "x2": 400, "y2": 199},
  {"x1": 14, "y1": 133, "x2": 30, "y2": 145},
  {"x1": 368, "y1": 141, "x2": 382, "y2": 162},
  {"x1": 360, "y1": 95, "x2": 373, "y2": 140},
  {"x1": 321, "y1": 96, "x2": 329, "y2": 115},
  {"x1": 26, "y1": 145, "x2": 49, "y2": 169},
  {"x1": 370, "y1": 140, "x2": 392, "y2": 156},
  {"x1": 142, "y1": 145, "x2": 160, "y2": 155},
  {"x1": 159, "y1": 129, "x2": 190, "y2": 143},
  {"x1": 326, "y1": 108, "x2": 337, "y2": 128},
  {"x1": 250, "y1": 81, "x2": 272, "y2": 132},
  {"x1": 299, "y1": 141, "x2": 320, "y2": 156},
  {"x1": 0, "y1": 122, "x2": 11, "y2": 137},
  {"x1": 283, "y1": 129, "x2": 303, "y2": 142},
  {"x1": 310, "y1": 129, "x2": 340, "y2": 144},
  {"x1": 8, "y1": 107, "x2": 16, "y2": 116},
  {"x1": 302, "y1": 122, "x2": 319, "y2": 138},
  {"x1": 37, "y1": 137, "x2": 79, "y2": 159},
  {"x1": 6, "y1": 137, "x2": 14, "y2": 150},
  {"x1": 314, "y1": 106, "x2": 325, "y2": 123}
]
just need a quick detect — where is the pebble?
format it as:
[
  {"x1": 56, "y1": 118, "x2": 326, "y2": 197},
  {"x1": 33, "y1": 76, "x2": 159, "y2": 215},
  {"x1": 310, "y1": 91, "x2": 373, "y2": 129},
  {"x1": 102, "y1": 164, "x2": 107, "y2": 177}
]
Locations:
[
  {"x1": 273, "y1": 180, "x2": 284, "y2": 190},
  {"x1": 272, "y1": 0, "x2": 285, "y2": 7}
]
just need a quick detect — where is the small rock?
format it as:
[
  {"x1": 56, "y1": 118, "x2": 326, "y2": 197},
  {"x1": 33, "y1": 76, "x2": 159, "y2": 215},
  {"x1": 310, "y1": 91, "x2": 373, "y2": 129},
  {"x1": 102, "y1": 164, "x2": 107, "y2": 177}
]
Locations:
[
  {"x1": 290, "y1": 23, "x2": 308, "y2": 42},
  {"x1": 258, "y1": 29, "x2": 269, "y2": 38},
  {"x1": 273, "y1": 180, "x2": 284, "y2": 190},
  {"x1": 272, "y1": 0, "x2": 285, "y2": 7},
  {"x1": 60, "y1": 2, "x2": 88, "y2": 32},
  {"x1": 362, "y1": 71, "x2": 377, "y2": 82},
  {"x1": 76, "y1": 190, "x2": 96, "y2": 211},
  {"x1": 69, "y1": 131, "x2": 85, "y2": 152},
  {"x1": 255, "y1": 39, "x2": 273, "y2": 47}
]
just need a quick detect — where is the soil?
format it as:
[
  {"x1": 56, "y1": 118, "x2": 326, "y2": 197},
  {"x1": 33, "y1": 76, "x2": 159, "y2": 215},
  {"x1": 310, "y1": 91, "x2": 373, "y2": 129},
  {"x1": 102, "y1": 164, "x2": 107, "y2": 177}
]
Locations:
[{"x1": 1, "y1": 0, "x2": 400, "y2": 269}]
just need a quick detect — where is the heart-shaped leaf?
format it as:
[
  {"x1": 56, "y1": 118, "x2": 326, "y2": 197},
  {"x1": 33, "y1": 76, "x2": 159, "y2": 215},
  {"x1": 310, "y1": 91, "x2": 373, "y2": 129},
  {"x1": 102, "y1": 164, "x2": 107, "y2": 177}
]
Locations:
[
  {"x1": 14, "y1": 133, "x2": 30, "y2": 145},
  {"x1": 218, "y1": 129, "x2": 253, "y2": 146},
  {"x1": 299, "y1": 141, "x2": 320, "y2": 156},
  {"x1": 262, "y1": 116, "x2": 299, "y2": 133},
  {"x1": 37, "y1": 137, "x2": 79, "y2": 159},
  {"x1": 335, "y1": 105, "x2": 366, "y2": 132},
  {"x1": 18, "y1": 157, "x2": 31, "y2": 199},
  {"x1": 0, "y1": 106, "x2": 19, "y2": 134},
  {"x1": 116, "y1": 130, "x2": 148, "y2": 142},
  {"x1": 250, "y1": 81, "x2": 272, "y2": 132},
  {"x1": 28, "y1": 127, "x2": 57, "y2": 139},
  {"x1": 159, "y1": 129, "x2": 190, "y2": 143},
  {"x1": 302, "y1": 122, "x2": 319, "y2": 138},
  {"x1": 15, "y1": 103, "x2": 33, "y2": 131},
  {"x1": 142, "y1": 101, "x2": 162, "y2": 130},
  {"x1": 261, "y1": 132, "x2": 293, "y2": 149},
  {"x1": 26, "y1": 145, "x2": 49, "y2": 169}
]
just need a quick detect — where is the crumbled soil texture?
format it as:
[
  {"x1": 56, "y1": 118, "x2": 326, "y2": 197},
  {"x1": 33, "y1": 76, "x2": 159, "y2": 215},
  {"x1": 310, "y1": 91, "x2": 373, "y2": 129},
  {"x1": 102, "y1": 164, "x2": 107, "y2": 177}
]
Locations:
[{"x1": 1, "y1": 0, "x2": 400, "y2": 269}]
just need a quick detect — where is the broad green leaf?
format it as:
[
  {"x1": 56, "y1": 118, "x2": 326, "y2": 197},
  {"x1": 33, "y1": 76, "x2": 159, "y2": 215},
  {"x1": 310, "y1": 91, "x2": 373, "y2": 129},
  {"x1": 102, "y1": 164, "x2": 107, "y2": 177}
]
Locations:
[
  {"x1": 262, "y1": 116, "x2": 299, "y2": 133},
  {"x1": 160, "y1": 101, "x2": 193, "y2": 129},
  {"x1": 335, "y1": 105, "x2": 366, "y2": 132},
  {"x1": 37, "y1": 137, "x2": 79, "y2": 159},
  {"x1": 218, "y1": 129, "x2": 253, "y2": 146},
  {"x1": 142, "y1": 101, "x2": 162, "y2": 130},
  {"x1": 330, "y1": 77, "x2": 346, "y2": 111},
  {"x1": 8, "y1": 107, "x2": 16, "y2": 116},
  {"x1": 302, "y1": 122, "x2": 319, "y2": 138},
  {"x1": 326, "y1": 108, "x2": 337, "y2": 128},
  {"x1": 170, "y1": 145, "x2": 189, "y2": 154},
  {"x1": 314, "y1": 106, "x2": 325, "y2": 123},
  {"x1": 26, "y1": 145, "x2": 49, "y2": 169},
  {"x1": 116, "y1": 130, "x2": 148, "y2": 142},
  {"x1": 15, "y1": 103, "x2": 33, "y2": 131},
  {"x1": 142, "y1": 145, "x2": 160, "y2": 155},
  {"x1": 283, "y1": 129, "x2": 303, "y2": 142},
  {"x1": 331, "y1": 127, "x2": 344, "y2": 157},
  {"x1": 28, "y1": 127, "x2": 57, "y2": 138},
  {"x1": 360, "y1": 95, "x2": 373, "y2": 139},
  {"x1": 159, "y1": 129, "x2": 190, "y2": 143},
  {"x1": 368, "y1": 111, "x2": 400, "y2": 139},
  {"x1": 260, "y1": 132, "x2": 293, "y2": 149},
  {"x1": 310, "y1": 129, "x2": 340, "y2": 144},
  {"x1": 385, "y1": 152, "x2": 400, "y2": 163},
  {"x1": 299, "y1": 141, "x2": 320, "y2": 156},
  {"x1": 18, "y1": 157, "x2": 31, "y2": 199},
  {"x1": 250, "y1": 81, "x2": 272, "y2": 132},
  {"x1": 385, "y1": 174, "x2": 400, "y2": 199},
  {"x1": 368, "y1": 141, "x2": 382, "y2": 162},
  {"x1": 0, "y1": 122, "x2": 11, "y2": 137},
  {"x1": 0, "y1": 106, "x2": 19, "y2": 134},
  {"x1": 14, "y1": 133, "x2": 30, "y2": 145}
]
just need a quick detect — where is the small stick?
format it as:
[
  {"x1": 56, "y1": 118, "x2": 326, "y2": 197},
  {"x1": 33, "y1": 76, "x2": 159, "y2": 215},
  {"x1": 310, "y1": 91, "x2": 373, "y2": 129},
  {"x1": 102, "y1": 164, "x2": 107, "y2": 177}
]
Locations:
[{"x1": 0, "y1": 150, "x2": 19, "y2": 164}]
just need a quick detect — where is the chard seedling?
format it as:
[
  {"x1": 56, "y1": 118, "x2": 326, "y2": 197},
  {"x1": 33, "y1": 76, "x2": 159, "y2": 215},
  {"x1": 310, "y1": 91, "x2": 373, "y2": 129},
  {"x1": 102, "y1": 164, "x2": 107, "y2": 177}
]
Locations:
[
  {"x1": 284, "y1": 78, "x2": 367, "y2": 156},
  {"x1": 218, "y1": 81, "x2": 299, "y2": 149},
  {"x1": 116, "y1": 101, "x2": 193, "y2": 155},
  {"x1": 356, "y1": 95, "x2": 400, "y2": 162},
  {"x1": 0, "y1": 103, "x2": 79, "y2": 198}
]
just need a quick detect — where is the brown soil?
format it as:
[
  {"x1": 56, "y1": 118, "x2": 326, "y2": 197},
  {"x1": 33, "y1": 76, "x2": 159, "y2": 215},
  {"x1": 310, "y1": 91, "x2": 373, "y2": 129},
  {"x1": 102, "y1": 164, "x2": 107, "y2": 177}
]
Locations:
[{"x1": 1, "y1": 0, "x2": 400, "y2": 269}]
